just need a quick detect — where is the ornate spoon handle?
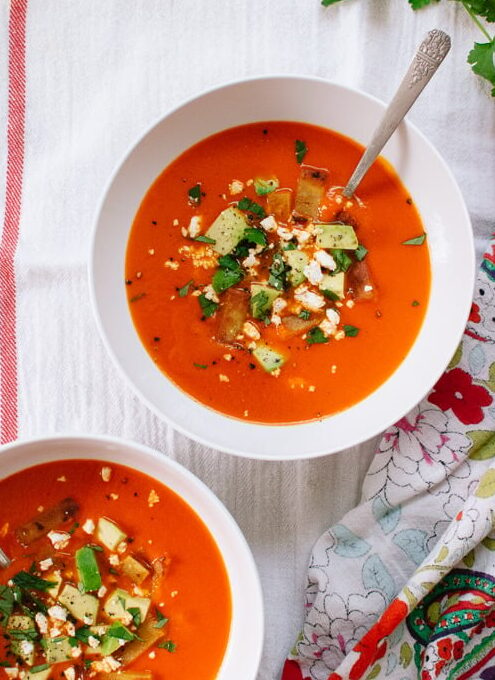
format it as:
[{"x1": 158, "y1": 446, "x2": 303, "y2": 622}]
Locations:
[{"x1": 343, "y1": 29, "x2": 451, "y2": 198}]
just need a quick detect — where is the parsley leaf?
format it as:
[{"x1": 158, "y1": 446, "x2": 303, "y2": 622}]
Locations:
[
  {"x1": 402, "y1": 234, "x2": 426, "y2": 245},
  {"x1": 154, "y1": 608, "x2": 169, "y2": 629},
  {"x1": 355, "y1": 244, "x2": 368, "y2": 261},
  {"x1": 322, "y1": 289, "x2": 339, "y2": 301},
  {"x1": 188, "y1": 183, "x2": 201, "y2": 206},
  {"x1": 307, "y1": 327, "x2": 328, "y2": 344},
  {"x1": 243, "y1": 227, "x2": 267, "y2": 246},
  {"x1": 299, "y1": 310, "x2": 311, "y2": 320},
  {"x1": 178, "y1": 280, "x2": 193, "y2": 297},
  {"x1": 268, "y1": 252, "x2": 291, "y2": 291},
  {"x1": 194, "y1": 235, "x2": 216, "y2": 244},
  {"x1": 468, "y1": 39, "x2": 495, "y2": 95},
  {"x1": 198, "y1": 294, "x2": 219, "y2": 318},
  {"x1": 283, "y1": 241, "x2": 297, "y2": 251},
  {"x1": 462, "y1": 0, "x2": 495, "y2": 23},
  {"x1": 408, "y1": 0, "x2": 438, "y2": 8},
  {"x1": 130, "y1": 292, "x2": 146, "y2": 303},
  {"x1": 12, "y1": 571, "x2": 55, "y2": 592},
  {"x1": 158, "y1": 639, "x2": 176, "y2": 652},
  {"x1": 412, "y1": 300, "x2": 421, "y2": 307},
  {"x1": 30, "y1": 665, "x2": 50, "y2": 674},
  {"x1": 106, "y1": 622, "x2": 136, "y2": 641},
  {"x1": 127, "y1": 607, "x2": 142, "y2": 627},
  {"x1": 212, "y1": 255, "x2": 244, "y2": 293},
  {"x1": 344, "y1": 325, "x2": 360, "y2": 337},
  {"x1": 295, "y1": 140, "x2": 308, "y2": 164},
  {"x1": 237, "y1": 197, "x2": 266, "y2": 219},
  {"x1": 74, "y1": 626, "x2": 100, "y2": 645},
  {"x1": 251, "y1": 291, "x2": 270, "y2": 319},
  {"x1": 193, "y1": 362, "x2": 208, "y2": 369},
  {"x1": 332, "y1": 249, "x2": 352, "y2": 273}
]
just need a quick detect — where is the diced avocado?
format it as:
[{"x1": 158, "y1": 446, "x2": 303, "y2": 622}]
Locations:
[
  {"x1": 44, "y1": 637, "x2": 72, "y2": 665},
  {"x1": 58, "y1": 584, "x2": 99, "y2": 624},
  {"x1": 7, "y1": 615, "x2": 36, "y2": 666},
  {"x1": 284, "y1": 250, "x2": 309, "y2": 286},
  {"x1": 254, "y1": 177, "x2": 279, "y2": 195},
  {"x1": 319, "y1": 272, "x2": 345, "y2": 300},
  {"x1": 121, "y1": 556, "x2": 150, "y2": 585},
  {"x1": 205, "y1": 207, "x2": 249, "y2": 256},
  {"x1": 253, "y1": 344, "x2": 286, "y2": 373},
  {"x1": 76, "y1": 546, "x2": 102, "y2": 592},
  {"x1": 316, "y1": 223, "x2": 358, "y2": 250},
  {"x1": 26, "y1": 667, "x2": 52, "y2": 680},
  {"x1": 47, "y1": 571, "x2": 62, "y2": 599},
  {"x1": 96, "y1": 517, "x2": 127, "y2": 551},
  {"x1": 250, "y1": 284, "x2": 280, "y2": 319},
  {"x1": 100, "y1": 634, "x2": 124, "y2": 657},
  {"x1": 104, "y1": 589, "x2": 151, "y2": 624}
]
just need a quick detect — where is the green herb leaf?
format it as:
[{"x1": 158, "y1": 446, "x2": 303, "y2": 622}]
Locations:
[
  {"x1": 178, "y1": 280, "x2": 193, "y2": 297},
  {"x1": 198, "y1": 294, "x2": 219, "y2": 318},
  {"x1": 355, "y1": 244, "x2": 368, "y2": 261},
  {"x1": 402, "y1": 234, "x2": 426, "y2": 246},
  {"x1": 0, "y1": 586, "x2": 14, "y2": 625},
  {"x1": 254, "y1": 177, "x2": 279, "y2": 195},
  {"x1": 283, "y1": 241, "x2": 297, "y2": 251},
  {"x1": 106, "y1": 622, "x2": 136, "y2": 641},
  {"x1": 412, "y1": 300, "x2": 420, "y2": 307},
  {"x1": 12, "y1": 571, "x2": 55, "y2": 592},
  {"x1": 75, "y1": 626, "x2": 99, "y2": 645},
  {"x1": 268, "y1": 252, "x2": 291, "y2": 291},
  {"x1": 68, "y1": 637, "x2": 80, "y2": 648},
  {"x1": 468, "y1": 39, "x2": 495, "y2": 95},
  {"x1": 108, "y1": 567, "x2": 119, "y2": 576},
  {"x1": 127, "y1": 607, "x2": 142, "y2": 628},
  {"x1": 212, "y1": 267, "x2": 243, "y2": 294},
  {"x1": 299, "y1": 310, "x2": 311, "y2": 320},
  {"x1": 8, "y1": 628, "x2": 38, "y2": 641},
  {"x1": 243, "y1": 227, "x2": 267, "y2": 246},
  {"x1": 129, "y1": 292, "x2": 146, "y2": 303},
  {"x1": 459, "y1": 0, "x2": 495, "y2": 22},
  {"x1": 0, "y1": 662, "x2": 11, "y2": 667},
  {"x1": 158, "y1": 639, "x2": 176, "y2": 652},
  {"x1": 251, "y1": 290, "x2": 270, "y2": 319},
  {"x1": 307, "y1": 327, "x2": 329, "y2": 345},
  {"x1": 408, "y1": 0, "x2": 438, "y2": 9},
  {"x1": 218, "y1": 254, "x2": 242, "y2": 271},
  {"x1": 193, "y1": 363, "x2": 208, "y2": 369},
  {"x1": 295, "y1": 139, "x2": 308, "y2": 164},
  {"x1": 194, "y1": 235, "x2": 216, "y2": 244},
  {"x1": 322, "y1": 289, "x2": 339, "y2": 301},
  {"x1": 237, "y1": 197, "x2": 266, "y2": 219},
  {"x1": 188, "y1": 183, "x2": 201, "y2": 205},
  {"x1": 332, "y1": 249, "x2": 352, "y2": 273},
  {"x1": 154, "y1": 608, "x2": 169, "y2": 629},
  {"x1": 68, "y1": 521, "x2": 80, "y2": 535},
  {"x1": 30, "y1": 665, "x2": 50, "y2": 673},
  {"x1": 344, "y1": 325, "x2": 360, "y2": 337}
]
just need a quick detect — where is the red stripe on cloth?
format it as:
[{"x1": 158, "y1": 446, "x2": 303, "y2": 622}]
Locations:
[{"x1": 0, "y1": 0, "x2": 28, "y2": 443}]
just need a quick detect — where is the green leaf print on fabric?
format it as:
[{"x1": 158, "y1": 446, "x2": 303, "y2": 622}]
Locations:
[
  {"x1": 393, "y1": 529, "x2": 428, "y2": 565},
  {"x1": 372, "y1": 496, "x2": 401, "y2": 534},
  {"x1": 365, "y1": 663, "x2": 381, "y2": 679},
  {"x1": 463, "y1": 549, "x2": 476, "y2": 567},
  {"x1": 448, "y1": 342, "x2": 463, "y2": 369},
  {"x1": 468, "y1": 429, "x2": 495, "y2": 459},
  {"x1": 434, "y1": 545, "x2": 449, "y2": 563},
  {"x1": 362, "y1": 554, "x2": 396, "y2": 602},
  {"x1": 482, "y1": 360, "x2": 495, "y2": 392},
  {"x1": 399, "y1": 641, "x2": 412, "y2": 669},
  {"x1": 481, "y1": 536, "x2": 495, "y2": 550},
  {"x1": 332, "y1": 524, "x2": 371, "y2": 558},
  {"x1": 475, "y1": 468, "x2": 495, "y2": 497}
]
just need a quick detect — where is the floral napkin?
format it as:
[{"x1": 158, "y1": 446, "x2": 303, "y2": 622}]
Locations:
[{"x1": 282, "y1": 240, "x2": 495, "y2": 680}]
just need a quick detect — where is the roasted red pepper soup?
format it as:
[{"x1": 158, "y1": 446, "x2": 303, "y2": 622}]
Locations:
[
  {"x1": 126, "y1": 121, "x2": 430, "y2": 423},
  {"x1": 0, "y1": 460, "x2": 231, "y2": 680}
]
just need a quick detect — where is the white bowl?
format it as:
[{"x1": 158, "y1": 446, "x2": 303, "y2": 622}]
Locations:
[
  {"x1": 90, "y1": 75, "x2": 474, "y2": 460},
  {"x1": 0, "y1": 435, "x2": 263, "y2": 679}
]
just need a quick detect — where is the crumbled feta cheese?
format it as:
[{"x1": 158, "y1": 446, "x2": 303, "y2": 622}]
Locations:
[
  {"x1": 308, "y1": 386, "x2": 316, "y2": 392},
  {"x1": 4, "y1": 668, "x2": 19, "y2": 679},
  {"x1": 39, "y1": 557, "x2": 53, "y2": 571},
  {"x1": 335, "y1": 195, "x2": 343, "y2": 205},
  {"x1": 37, "y1": 506, "x2": 44, "y2": 513},
  {"x1": 334, "y1": 330, "x2": 345, "y2": 341},
  {"x1": 345, "y1": 201, "x2": 353, "y2": 209},
  {"x1": 63, "y1": 666, "x2": 75, "y2": 680},
  {"x1": 109, "y1": 493, "x2": 119, "y2": 501},
  {"x1": 71, "y1": 645, "x2": 82, "y2": 658},
  {"x1": 83, "y1": 615, "x2": 94, "y2": 625},
  {"x1": 173, "y1": 218, "x2": 179, "y2": 226},
  {"x1": 272, "y1": 297, "x2": 287, "y2": 314},
  {"x1": 49, "y1": 627, "x2": 62, "y2": 638},
  {"x1": 149, "y1": 651, "x2": 156, "y2": 659},
  {"x1": 48, "y1": 605, "x2": 67, "y2": 621},
  {"x1": 57, "y1": 476, "x2": 66, "y2": 482},
  {"x1": 35, "y1": 612, "x2": 48, "y2": 634},
  {"x1": 319, "y1": 319, "x2": 335, "y2": 336},
  {"x1": 92, "y1": 657, "x2": 121, "y2": 673},
  {"x1": 246, "y1": 179, "x2": 254, "y2": 186},
  {"x1": 276, "y1": 226, "x2": 293, "y2": 241},
  {"x1": 136, "y1": 271, "x2": 142, "y2": 279},
  {"x1": 229, "y1": 179, "x2": 244, "y2": 195},
  {"x1": 66, "y1": 622, "x2": 76, "y2": 637},
  {"x1": 223, "y1": 353, "x2": 233, "y2": 361},
  {"x1": 326, "y1": 308, "x2": 340, "y2": 325},
  {"x1": 109, "y1": 554, "x2": 120, "y2": 566},
  {"x1": 271, "y1": 368, "x2": 281, "y2": 378},
  {"x1": 271, "y1": 314, "x2": 282, "y2": 326},
  {"x1": 117, "y1": 541, "x2": 127, "y2": 554},
  {"x1": 98, "y1": 585, "x2": 108, "y2": 598},
  {"x1": 292, "y1": 228, "x2": 311, "y2": 245},
  {"x1": 203, "y1": 284, "x2": 219, "y2": 303},
  {"x1": 314, "y1": 249, "x2": 336, "y2": 271},
  {"x1": 171, "y1": 590, "x2": 179, "y2": 598},
  {"x1": 260, "y1": 215, "x2": 277, "y2": 232},
  {"x1": 181, "y1": 227, "x2": 188, "y2": 238},
  {"x1": 87, "y1": 635, "x2": 101, "y2": 649},
  {"x1": 294, "y1": 290, "x2": 325, "y2": 311},
  {"x1": 101, "y1": 466, "x2": 112, "y2": 482},
  {"x1": 164, "y1": 260, "x2": 179, "y2": 270},
  {"x1": 243, "y1": 410, "x2": 249, "y2": 417},
  {"x1": 331, "y1": 365, "x2": 337, "y2": 374},
  {"x1": 148, "y1": 249, "x2": 155, "y2": 255},
  {"x1": 219, "y1": 374, "x2": 230, "y2": 383},
  {"x1": 47, "y1": 530, "x2": 70, "y2": 550},
  {"x1": 188, "y1": 215, "x2": 202, "y2": 238},
  {"x1": 19, "y1": 640, "x2": 34, "y2": 657},
  {"x1": 364, "y1": 284, "x2": 374, "y2": 293},
  {"x1": 304, "y1": 259, "x2": 323, "y2": 285},
  {"x1": 132, "y1": 586, "x2": 144, "y2": 597},
  {"x1": 242, "y1": 249, "x2": 260, "y2": 269},
  {"x1": 148, "y1": 489, "x2": 160, "y2": 507},
  {"x1": 82, "y1": 519, "x2": 95, "y2": 535},
  {"x1": 243, "y1": 321, "x2": 261, "y2": 340},
  {"x1": 346, "y1": 299, "x2": 355, "y2": 308}
]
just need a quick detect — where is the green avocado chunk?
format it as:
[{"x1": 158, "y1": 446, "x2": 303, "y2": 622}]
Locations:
[{"x1": 316, "y1": 223, "x2": 358, "y2": 250}]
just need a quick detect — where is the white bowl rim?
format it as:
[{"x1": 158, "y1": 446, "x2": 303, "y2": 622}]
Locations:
[
  {"x1": 89, "y1": 74, "x2": 475, "y2": 460},
  {"x1": 0, "y1": 433, "x2": 264, "y2": 679}
]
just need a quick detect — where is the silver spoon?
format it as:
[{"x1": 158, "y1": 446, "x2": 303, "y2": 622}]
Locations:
[
  {"x1": 0, "y1": 547, "x2": 11, "y2": 569},
  {"x1": 343, "y1": 29, "x2": 451, "y2": 198}
]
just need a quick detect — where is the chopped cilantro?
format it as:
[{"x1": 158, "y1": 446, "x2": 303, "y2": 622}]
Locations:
[
  {"x1": 68, "y1": 637, "x2": 80, "y2": 648},
  {"x1": 243, "y1": 227, "x2": 267, "y2": 246},
  {"x1": 212, "y1": 257, "x2": 244, "y2": 293},
  {"x1": 129, "y1": 292, "x2": 146, "y2": 303},
  {"x1": 0, "y1": 662, "x2": 10, "y2": 667},
  {"x1": 154, "y1": 608, "x2": 169, "y2": 629},
  {"x1": 12, "y1": 571, "x2": 55, "y2": 592},
  {"x1": 306, "y1": 327, "x2": 328, "y2": 345},
  {"x1": 268, "y1": 252, "x2": 290, "y2": 291},
  {"x1": 30, "y1": 665, "x2": 50, "y2": 674},
  {"x1": 251, "y1": 291, "x2": 270, "y2": 319},
  {"x1": 0, "y1": 585, "x2": 14, "y2": 624},
  {"x1": 178, "y1": 280, "x2": 193, "y2": 297},
  {"x1": 8, "y1": 628, "x2": 38, "y2": 641},
  {"x1": 402, "y1": 234, "x2": 426, "y2": 246},
  {"x1": 299, "y1": 310, "x2": 311, "y2": 320},
  {"x1": 193, "y1": 363, "x2": 208, "y2": 369},
  {"x1": 198, "y1": 294, "x2": 218, "y2": 318},
  {"x1": 158, "y1": 639, "x2": 176, "y2": 652},
  {"x1": 254, "y1": 177, "x2": 279, "y2": 195},
  {"x1": 468, "y1": 39, "x2": 495, "y2": 95},
  {"x1": 68, "y1": 521, "x2": 80, "y2": 535},
  {"x1": 355, "y1": 244, "x2": 368, "y2": 261},
  {"x1": 322, "y1": 289, "x2": 339, "y2": 301},
  {"x1": 295, "y1": 139, "x2": 308, "y2": 164},
  {"x1": 194, "y1": 235, "x2": 216, "y2": 244},
  {"x1": 106, "y1": 622, "x2": 136, "y2": 641},
  {"x1": 218, "y1": 254, "x2": 242, "y2": 271},
  {"x1": 188, "y1": 183, "x2": 201, "y2": 205},
  {"x1": 237, "y1": 197, "x2": 266, "y2": 219},
  {"x1": 127, "y1": 607, "x2": 142, "y2": 627},
  {"x1": 75, "y1": 626, "x2": 99, "y2": 645},
  {"x1": 412, "y1": 300, "x2": 420, "y2": 307},
  {"x1": 344, "y1": 325, "x2": 360, "y2": 337},
  {"x1": 332, "y1": 249, "x2": 352, "y2": 273},
  {"x1": 283, "y1": 241, "x2": 297, "y2": 251}
]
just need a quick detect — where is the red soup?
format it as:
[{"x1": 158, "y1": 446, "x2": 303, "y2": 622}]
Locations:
[
  {"x1": 0, "y1": 460, "x2": 231, "y2": 680},
  {"x1": 126, "y1": 121, "x2": 430, "y2": 423}
]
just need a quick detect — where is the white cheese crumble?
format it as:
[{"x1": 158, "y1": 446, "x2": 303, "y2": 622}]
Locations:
[
  {"x1": 39, "y1": 557, "x2": 53, "y2": 571},
  {"x1": 219, "y1": 374, "x2": 230, "y2": 383},
  {"x1": 203, "y1": 284, "x2": 219, "y2": 303},
  {"x1": 101, "y1": 466, "x2": 112, "y2": 482},
  {"x1": 98, "y1": 585, "x2": 108, "y2": 598},
  {"x1": 19, "y1": 640, "x2": 34, "y2": 657},
  {"x1": 276, "y1": 226, "x2": 293, "y2": 241},
  {"x1": 294, "y1": 289, "x2": 325, "y2": 311},
  {"x1": 35, "y1": 612, "x2": 48, "y2": 634},
  {"x1": 71, "y1": 646, "x2": 82, "y2": 658},
  {"x1": 48, "y1": 605, "x2": 67, "y2": 621},
  {"x1": 314, "y1": 249, "x2": 336, "y2": 271},
  {"x1": 47, "y1": 530, "x2": 71, "y2": 550},
  {"x1": 63, "y1": 666, "x2": 75, "y2": 680},
  {"x1": 87, "y1": 635, "x2": 101, "y2": 649},
  {"x1": 164, "y1": 260, "x2": 179, "y2": 270},
  {"x1": 4, "y1": 669, "x2": 19, "y2": 679},
  {"x1": 82, "y1": 518, "x2": 95, "y2": 535},
  {"x1": 242, "y1": 321, "x2": 261, "y2": 340},
  {"x1": 242, "y1": 249, "x2": 260, "y2": 269},
  {"x1": 109, "y1": 554, "x2": 120, "y2": 566},
  {"x1": 188, "y1": 215, "x2": 202, "y2": 238},
  {"x1": 229, "y1": 179, "x2": 244, "y2": 195},
  {"x1": 260, "y1": 215, "x2": 277, "y2": 232},
  {"x1": 271, "y1": 314, "x2": 282, "y2": 327},
  {"x1": 326, "y1": 308, "x2": 340, "y2": 325},
  {"x1": 148, "y1": 490, "x2": 160, "y2": 507},
  {"x1": 303, "y1": 259, "x2": 323, "y2": 285},
  {"x1": 117, "y1": 540, "x2": 128, "y2": 554},
  {"x1": 272, "y1": 297, "x2": 287, "y2": 314}
]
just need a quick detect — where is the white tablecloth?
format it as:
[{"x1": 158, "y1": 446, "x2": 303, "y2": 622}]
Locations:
[{"x1": 1, "y1": 1, "x2": 493, "y2": 678}]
